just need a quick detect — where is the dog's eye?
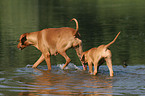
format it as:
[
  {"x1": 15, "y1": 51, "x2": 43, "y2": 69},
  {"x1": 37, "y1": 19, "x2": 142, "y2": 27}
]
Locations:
[{"x1": 21, "y1": 36, "x2": 27, "y2": 45}]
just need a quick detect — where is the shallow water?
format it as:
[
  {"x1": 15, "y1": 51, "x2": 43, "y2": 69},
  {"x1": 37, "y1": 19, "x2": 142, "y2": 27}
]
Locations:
[{"x1": 0, "y1": 64, "x2": 145, "y2": 96}]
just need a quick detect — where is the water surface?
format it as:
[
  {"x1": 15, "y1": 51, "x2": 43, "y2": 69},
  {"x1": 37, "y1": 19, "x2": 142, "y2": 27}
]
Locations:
[{"x1": 0, "y1": 64, "x2": 145, "y2": 95}]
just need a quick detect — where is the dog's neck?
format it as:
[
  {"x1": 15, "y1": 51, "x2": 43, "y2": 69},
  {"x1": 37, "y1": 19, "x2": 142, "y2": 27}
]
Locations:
[{"x1": 27, "y1": 31, "x2": 39, "y2": 49}]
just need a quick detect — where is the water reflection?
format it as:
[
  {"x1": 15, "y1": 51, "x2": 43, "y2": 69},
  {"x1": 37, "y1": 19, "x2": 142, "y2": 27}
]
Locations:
[
  {"x1": 17, "y1": 65, "x2": 113, "y2": 95},
  {"x1": 1, "y1": 65, "x2": 145, "y2": 95}
]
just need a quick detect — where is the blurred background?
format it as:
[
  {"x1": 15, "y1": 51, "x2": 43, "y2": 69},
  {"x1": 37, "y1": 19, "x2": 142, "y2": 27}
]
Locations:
[{"x1": 0, "y1": 0, "x2": 145, "y2": 70}]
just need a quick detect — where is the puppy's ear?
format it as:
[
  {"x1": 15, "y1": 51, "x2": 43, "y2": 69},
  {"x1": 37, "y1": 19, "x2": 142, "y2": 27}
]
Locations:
[
  {"x1": 21, "y1": 35, "x2": 27, "y2": 45},
  {"x1": 81, "y1": 53, "x2": 85, "y2": 62}
]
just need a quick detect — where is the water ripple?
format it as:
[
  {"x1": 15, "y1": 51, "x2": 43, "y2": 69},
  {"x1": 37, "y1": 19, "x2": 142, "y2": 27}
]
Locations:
[{"x1": 0, "y1": 65, "x2": 145, "y2": 95}]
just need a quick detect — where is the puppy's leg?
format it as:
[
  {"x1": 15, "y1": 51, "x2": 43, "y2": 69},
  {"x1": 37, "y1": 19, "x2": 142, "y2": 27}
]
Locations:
[
  {"x1": 105, "y1": 57, "x2": 113, "y2": 76},
  {"x1": 59, "y1": 51, "x2": 71, "y2": 69},
  {"x1": 97, "y1": 58, "x2": 105, "y2": 71},
  {"x1": 104, "y1": 50, "x2": 113, "y2": 76},
  {"x1": 93, "y1": 60, "x2": 99, "y2": 75},
  {"x1": 88, "y1": 62, "x2": 93, "y2": 74},
  {"x1": 32, "y1": 54, "x2": 45, "y2": 68}
]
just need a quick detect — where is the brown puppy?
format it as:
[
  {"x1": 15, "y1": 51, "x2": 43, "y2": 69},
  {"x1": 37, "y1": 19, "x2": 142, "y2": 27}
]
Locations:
[
  {"x1": 81, "y1": 32, "x2": 120, "y2": 76},
  {"x1": 17, "y1": 18, "x2": 83, "y2": 70}
]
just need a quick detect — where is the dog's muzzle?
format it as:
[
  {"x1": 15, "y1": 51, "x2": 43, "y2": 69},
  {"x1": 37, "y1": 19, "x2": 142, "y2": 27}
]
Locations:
[{"x1": 17, "y1": 44, "x2": 23, "y2": 50}]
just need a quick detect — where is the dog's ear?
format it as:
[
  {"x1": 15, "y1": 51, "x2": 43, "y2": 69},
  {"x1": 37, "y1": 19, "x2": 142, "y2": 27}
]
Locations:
[{"x1": 21, "y1": 35, "x2": 27, "y2": 45}]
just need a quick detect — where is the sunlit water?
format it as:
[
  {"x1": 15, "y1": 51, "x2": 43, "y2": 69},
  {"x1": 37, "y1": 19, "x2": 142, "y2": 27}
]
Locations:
[{"x1": 0, "y1": 63, "x2": 145, "y2": 96}]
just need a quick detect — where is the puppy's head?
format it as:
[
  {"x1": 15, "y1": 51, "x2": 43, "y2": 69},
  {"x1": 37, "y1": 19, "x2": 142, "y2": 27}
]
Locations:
[
  {"x1": 81, "y1": 52, "x2": 87, "y2": 63},
  {"x1": 81, "y1": 52, "x2": 88, "y2": 70},
  {"x1": 17, "y1": 33, "x2": 29, "y2": 50}
]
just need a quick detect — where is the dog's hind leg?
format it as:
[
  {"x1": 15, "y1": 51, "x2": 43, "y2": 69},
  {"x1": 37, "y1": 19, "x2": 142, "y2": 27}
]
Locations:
[
  {"x1": 73, "y1": 38, "x2": 83, "y2": 58},
  {"x1": 73, "y1": 38, "x2": 86, "y2": 70}
]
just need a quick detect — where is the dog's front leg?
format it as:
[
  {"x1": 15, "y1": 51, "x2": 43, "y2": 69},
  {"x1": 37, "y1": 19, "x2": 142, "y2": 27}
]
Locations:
[
  {"x1": 32, "y1": 54, "x2": 45, "y2": 68},
  {"x1": 46, "y1": 56, "x2": 51, "y2": 70},
  {"x1": 43, "y1": 53, "x2": 51, "y2": 70}
]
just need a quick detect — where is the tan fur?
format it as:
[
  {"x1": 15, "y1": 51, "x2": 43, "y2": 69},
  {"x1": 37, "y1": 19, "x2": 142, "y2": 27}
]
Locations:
[
  {"x1": 81, "y1": 32, "x2": 120, "y2": 76},
  {"x1": 17, "y1": 18, "x2": 83, "y2": 70}
]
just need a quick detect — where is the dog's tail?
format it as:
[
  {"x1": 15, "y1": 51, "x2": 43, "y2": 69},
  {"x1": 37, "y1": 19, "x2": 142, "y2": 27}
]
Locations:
[
  {"x1": 105, "y1": 32, "x2": 120, "y2": 48},
  {"x1": 70, "y1": 18, "x2": 80, "y2": 36}
]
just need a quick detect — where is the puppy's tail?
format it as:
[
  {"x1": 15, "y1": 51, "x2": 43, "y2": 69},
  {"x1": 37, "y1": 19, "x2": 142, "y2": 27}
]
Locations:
[
  {"x1": 105, "y1": 32, "x2": 120, "y2": 48},
  {"x1": 70, "y1": 18, "x2": 80, "y2": 36}
]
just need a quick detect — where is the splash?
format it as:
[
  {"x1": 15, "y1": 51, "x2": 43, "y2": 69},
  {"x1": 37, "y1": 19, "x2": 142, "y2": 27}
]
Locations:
[
  {"x1": 25, "y1": 64, "x2": 33, "y2": 68},
  {"x1": 57, "y1": 63, "x2": 82, "y2": 71}
]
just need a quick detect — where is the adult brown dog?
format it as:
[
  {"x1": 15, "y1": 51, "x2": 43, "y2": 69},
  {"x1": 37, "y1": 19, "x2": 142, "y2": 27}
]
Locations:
[
  {"x1": 81, "y1": 32, "x2": 120, "y2": 76},
  {"x1": 17, "y1": 18, "x2": 83, "y2": 70}
]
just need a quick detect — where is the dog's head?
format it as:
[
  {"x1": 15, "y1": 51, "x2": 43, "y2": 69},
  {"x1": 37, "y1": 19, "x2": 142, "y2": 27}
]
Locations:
[{"x1": 17, "y1": 33, "x2": 30, "y2": 50}]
